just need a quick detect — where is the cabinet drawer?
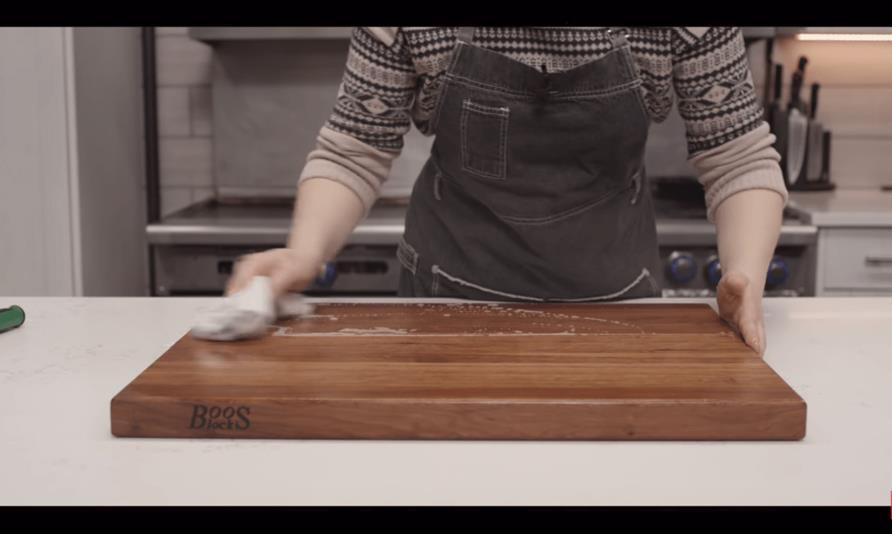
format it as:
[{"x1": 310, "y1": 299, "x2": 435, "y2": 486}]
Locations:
[{"x1": 823, "y1": 228, "x2": 892, "y2": 290}]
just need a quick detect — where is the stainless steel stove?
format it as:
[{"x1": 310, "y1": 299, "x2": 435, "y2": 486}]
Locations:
[
  {"x1": 148, "y1": 180, "x2": 817, "y2": 297},
  {"x1": 649, "y1": 178, "x2": 817, "y2": 297},
  {"x1": 148, "y1": 197, "x2": 407, "y2": 296}
]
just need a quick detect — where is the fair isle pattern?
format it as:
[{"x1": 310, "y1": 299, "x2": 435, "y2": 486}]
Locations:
[{"x1": 325, "y1": 27, "x2": 762, "y2": 155}]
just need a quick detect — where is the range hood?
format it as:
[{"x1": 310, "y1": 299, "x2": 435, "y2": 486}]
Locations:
[{"x1": 188, "y1": 27, "x2": 784, "y2": 43}]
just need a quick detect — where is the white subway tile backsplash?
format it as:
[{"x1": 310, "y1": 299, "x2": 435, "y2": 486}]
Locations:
[
  {"x1": 154, "y1": 31, "x2": 215, "y2": 200},
  {"x1": 161, "y1": 187, "x2": 195, "y2": 217},
  {"x1": 774, "y1": 39, "x2": 892, "y2": 86},
  {"x1": 211, "y1": 40, "x2": 349, "y2": 191},
  {"x1": 191, "y1": 186, "x2": 215, "y2": 203},
  {"x1": 159, "y1": 138, "x2": 213, "y2": 187},
  {"x1": 156, "y1": 27, "x2": 189, "y2": 36},
  {"x1": 151, "y1": 33, "x2": 892, "y2": 196},
  {"x1": 190, "y1": 86, "x2": 213, "y2": 136},
  {"x1": 216, "y1": 186, "x2": 296, "y2": 198},
  {"x1": 829, "y1": 137, "x2": 892, "y2": 187},
  {"x1": 772, "y1": 38, "x2": 892, "y2": 189},
  {"x1": 809, "y1": 87, "x2": 892, "y2": 138},
  {"x1": 157, "y1": 87, "x2": 190, "y2": 136},
  {"x1": 155, "y1": 35, "x2": 213, "y2": 86}
]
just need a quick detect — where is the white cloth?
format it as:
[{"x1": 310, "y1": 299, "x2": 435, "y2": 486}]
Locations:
[{"x1": 190, "y1": 276, "x2": 315, "y2": 341}]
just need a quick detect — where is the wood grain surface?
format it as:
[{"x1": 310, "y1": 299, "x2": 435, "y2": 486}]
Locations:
[{"x1": 111, "y1": 303, "x2": 807, "y2": 440}]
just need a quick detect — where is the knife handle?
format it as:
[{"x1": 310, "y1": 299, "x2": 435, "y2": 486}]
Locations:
[
  {"x1": 810, "y1": 83, "x2": 820, "y2": 119},
  {"x1": 790, "y1": 72, "x2": 802, "y2": 110},
  {"x1": 773, "y1": 64, "x2": 783, "y2": 102},
  {"x1": 790, "y1": 56, "x2": 808, "y2": 111}
]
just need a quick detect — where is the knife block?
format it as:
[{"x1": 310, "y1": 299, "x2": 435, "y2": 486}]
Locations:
[
  {"x1": 772, "y1": 107, "x2": 835, "y2": 192},
  {"x1": 790, "y1": 128, "x2": 836, "y2": 192},
  {"x1": 769, "y1": 107, "x2": 790, "y2": 185}
]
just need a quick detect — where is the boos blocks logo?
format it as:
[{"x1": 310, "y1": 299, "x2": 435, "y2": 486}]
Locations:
[{"x1": 188, "y1": 405, "x2": 251, "y2": 431}]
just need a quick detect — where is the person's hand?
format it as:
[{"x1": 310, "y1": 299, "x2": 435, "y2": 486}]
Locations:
[
  {"x1": 225, "y1": 248, "x2": 322, "y2": 298},
  {"x1": 716, "y1": 270, "x2": 766, "y2": 357}
]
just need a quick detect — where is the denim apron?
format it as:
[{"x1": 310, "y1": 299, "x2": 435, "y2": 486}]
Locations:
[{"x1": 397, "y1": 27, "x2": 661, "y2": 301}]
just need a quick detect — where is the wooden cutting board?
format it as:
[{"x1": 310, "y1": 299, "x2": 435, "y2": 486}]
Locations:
[{"x1": 111, "y1": 303, "x2": 806, "y2": 440}]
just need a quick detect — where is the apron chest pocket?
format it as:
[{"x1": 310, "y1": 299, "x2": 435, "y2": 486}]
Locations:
[{"x1": 460, "y1": 98, "x2": 509, "y2": 180}]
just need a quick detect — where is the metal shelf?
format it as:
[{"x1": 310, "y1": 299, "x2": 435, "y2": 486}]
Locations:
[
  {"x1": 188, "y1": 27, "x2": 352, "y2": 43},
  {"x1": 741, "y1": 27, "x2": 778, "y2": 39},
  {"x1": 189, "y1": 27, "x2": 793, "y2": 43}
]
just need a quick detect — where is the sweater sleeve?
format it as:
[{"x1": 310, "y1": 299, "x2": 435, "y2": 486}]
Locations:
[
  {"x1": 670, "y1": 27, "x2": 788, "y2": 222},
  {"x1": 298, "y1": 27, "x2": 417, "y2": 215}
]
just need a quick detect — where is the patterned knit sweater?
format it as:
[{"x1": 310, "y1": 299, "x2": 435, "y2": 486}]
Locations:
[{"x1": 299, "y1": 27, "x2": 788, "y2": 222}]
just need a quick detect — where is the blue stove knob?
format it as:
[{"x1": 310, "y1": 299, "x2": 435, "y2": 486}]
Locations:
[
  {"x1": 705, "y1": 256, "x2": 722, "y2": 288},
  {"x1": 666, "y1": 251, "x2": 697, "y2": 285},
  {"x1": 766, "y1": 256, "x2": 789, "y2": 288},
  {"x1": 315, "y1": 261, "x2": 338, "y2": 288}
]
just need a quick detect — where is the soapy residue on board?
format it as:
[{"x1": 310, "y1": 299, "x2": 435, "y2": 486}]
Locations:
[
  {"x1": 334, "y1": 327, "x2": 410, "y2": 335},
  {"x1": 268, "y1": 302, "x2": 647, "y2": 337},
  {"x1": 270, "y1": 327, "x2": 607, "y2": 337},
  {"x1": 301, "y1": 314, "x2": 339, "y2": 321}
]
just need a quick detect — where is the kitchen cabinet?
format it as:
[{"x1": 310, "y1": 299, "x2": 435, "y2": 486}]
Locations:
[
  {"x1": 788, "y1": 191, "x2": 892, "y2": 296},
  {"x1": 819, "y1": 228, "x2": 892, "y2": 296},
  {"x1": 0, "y1": 28, "x2": 147, "y2": 296}
]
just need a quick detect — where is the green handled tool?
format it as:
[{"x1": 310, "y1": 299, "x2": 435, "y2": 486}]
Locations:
[{"x1": 0, "y1": 305, "x2": 25, "y2": 334}]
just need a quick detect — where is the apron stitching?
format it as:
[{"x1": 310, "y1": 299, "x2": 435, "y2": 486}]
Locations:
[
  {"x1": 629, "y1": 170, "x2": 642, "y2": 205},
  {"x1": 548, "y1": 268, "x2": 652, "y2": 302},
  {"x1": 552, "y1": 84, "x2": 643, "y2": 101},
  {"x1": 430, "y1": 80, "x2": 451, "y2": 132},
  {"x1": 494, "y1": 187, "x2": 628, "y2": 226},
  {"x1": 431, "y1": 265, "x2": 544, "y2": 302},
  {"x1": 396, "y1": 237, "x2": 419, "y2": 275},
  {"x1": 557, "y1": 79, "x2": 641, "y2": 97},
  {"x1": 445, "y1": 72, "x2": 642, "y2": 100},
  {"x1": 463, "y1": 99, "x2": 510, "y2": 117},
  {"x1": 430, "y1": 264, "x2": 652, "y2": 302},
  {"x1": 607, "y1": 27, "x2": 631, "y2": 45},
  {"x1": 444, "y1": 43, "x2": 630, "y2": 95},
  {"x1": 431, "y1": 266, "x2": 440, "y2": 296},
  {"x1": 459, "y1": 105, "x2": 469, "y2": 175},
  {"x1": 448, "y1": 41, "x2": 467, "y2": 71},
  {"x1": 646, "y1": 270, "x2": 660, "y2": 296},
  {"x1": 615, "y1": 48, "x2": 651, "y2": 121},
  {"x1": 499, "y1": 105, "x2": 508, "y2": 178},
  {"x1": 615, "y1": 43, "x2": 636, "y2": 79},
  {"x1": 456, "y1": 27, "x2": 475, "y2": 43},
  {"x1": 433, "y1": 172, "x2": 442, "y2": 200},
  {"x1": 460, "y1": 99, "x2": 509, "y2": 180}
]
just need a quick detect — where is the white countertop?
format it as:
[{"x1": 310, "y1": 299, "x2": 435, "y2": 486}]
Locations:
[
  {"x1": 788, "y1": 189, "x2": 892, "y2": 227},
  {"x1": 1, "y1": 296, "x2": 890, "y2": 505}
]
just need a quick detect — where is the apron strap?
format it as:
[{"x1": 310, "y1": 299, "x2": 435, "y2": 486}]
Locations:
[
  {"x1": 456, "y1": 27, "x2": 476, "y2": 44},
  {"x1": 607, "y1": 27, "x2": 630, "y2": 48}
]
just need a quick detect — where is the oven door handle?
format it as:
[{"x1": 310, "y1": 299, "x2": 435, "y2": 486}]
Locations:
[{"x1": 864, "y1": 255, "x2": 892, "y2": 267}]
